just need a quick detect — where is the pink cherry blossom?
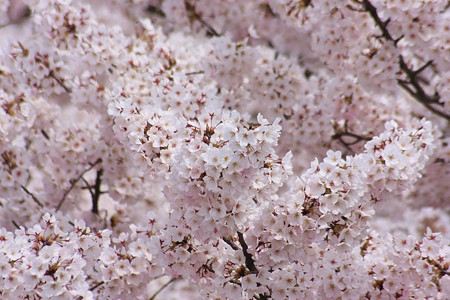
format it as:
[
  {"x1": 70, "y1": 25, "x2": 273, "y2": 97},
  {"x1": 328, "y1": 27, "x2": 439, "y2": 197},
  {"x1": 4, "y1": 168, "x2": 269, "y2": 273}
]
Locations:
[{"x1": 0, "y1": 0, "x2": 449, "y2": 299}]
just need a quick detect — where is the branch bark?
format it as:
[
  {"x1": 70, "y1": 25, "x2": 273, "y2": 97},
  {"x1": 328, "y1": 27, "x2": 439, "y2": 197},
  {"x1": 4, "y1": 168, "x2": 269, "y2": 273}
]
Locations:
[{"x1": 237, "y1": 231, "x2": 258, "y2": 273}]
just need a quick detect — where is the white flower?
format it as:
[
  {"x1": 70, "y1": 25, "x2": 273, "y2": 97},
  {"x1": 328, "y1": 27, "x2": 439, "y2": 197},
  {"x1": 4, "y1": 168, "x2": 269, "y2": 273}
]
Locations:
[
  {"x1": 5, "y1": 243, "x2": 21, "y2": 260},
  {"x1": 324, "y1": 150, "x2": 342, "y2": 166},
  {"x1": 241, "y1": 274, "x2": 258, "y2": 292},
  {"x1": 114, "y1": 259, "x2": 132, "y2": 277},
  {"x1": 100, "y1": 247, "x2": 116, "y2": 265}
]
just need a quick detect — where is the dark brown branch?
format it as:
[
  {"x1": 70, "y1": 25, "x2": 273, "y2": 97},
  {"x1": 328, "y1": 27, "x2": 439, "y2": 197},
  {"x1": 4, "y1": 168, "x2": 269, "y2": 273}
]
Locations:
[
  {"x1": 91, "y1": 169, "x2": 103, "y2": 215},
  {"x1": 225, "y1": 234, "x2": 270, "y2": 299},
  {"x1": 81, "y1": 177, "x2": 94, "y2": 195},
  {"x1": 336, "y1": 138, "x2": 356, "y2": 155},
  {"x1": 413, "y1": 60, "x2": 434, "y2": 77},
  {"x1": 89, "y1": 281, "x2": 104, "y2": 291},
  {"x1": 147, "y1": 5, "x2": 166, "y2": 18},
  {"x1": 332, "y1": 121, "x2": 372, "y2": 154},
  {"x1": 237, "y1": 231, "x2": 270, "y2": 300},
  {"x1": 81, "y1": 170, "x2": 105, "y2": 215},
  {"x1": 41, "y1": 129, "x2": 50, "y2": 140},
  {"x1": 55, "y1": 158, "x2": 102, "y2": 212},
  {"x1": 398, "y1": 57, "x2": 434, "y2": 99},
  {"x1": 256, "y1": 294, "x2": 270, "y2": 300},
  {"x1": 361, "y1": 0, "x2": 394, "y2": 40},
  {"x1": 334, "y1": 131, "x2": 371, "y2": 143},
  {"x1": 237, "y1": 231, "x2": 258, "y2": 273},
  {"x1": 222, "y1": 237, "x2": 239, "y2": 250},
  {"x1": 12, "y1": 220, "x2": 21, "y2": 229}
]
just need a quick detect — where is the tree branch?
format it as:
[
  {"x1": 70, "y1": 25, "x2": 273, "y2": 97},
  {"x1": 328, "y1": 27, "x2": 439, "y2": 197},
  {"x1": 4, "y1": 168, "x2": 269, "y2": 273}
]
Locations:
[
  {"x1": 222, "y1": 236, "x2": 239, "y2": 250},
  {"x1": 91, "y1": 169, "x2": 103, "y2": 215},
  {"x1": 81, "y1": 169, "x2": 104, "y2": 215},
  {"x1": 361, "y1": 0, "x2": 394, "y2": 41},
  {"x1": 49, "y1": 71, "x2": 72, "y2": 93},
  {"x1": 184, "y1": 0, "x2": 220, "y2": 37},
  {"x1": 332, "y1": 121, "x2": 372, "y2": 154},
  {"x1": 237, "y1": 231, "x2": 258, "y2": 273},
  {"x1": 185, "y1": 70, "x2": 205, "y2": 76},
  {"x1": 21, "y1": 185, "x2": 43, "y2": 208},
  {"x1": 12, "y1": 220, "x2": 21, "y2": 229},
  {"x1": 360, "y1": 0, "x2": 450, "y2": 122},
  {"x1": 55, "y1": 158, "x2": 102, "y2": 212},
  {"x1": 147, "y1": 5, "x2": 166, "y2": 18},
  {"x1": 149, "y1": 277, "x2": 178, "y2": 300},
  {"x1": 397, "y1": 80, "x2": 450, "y2": 121},
  {"x1": 89, "y1": 281, "x2": 104, "y2": 291}
]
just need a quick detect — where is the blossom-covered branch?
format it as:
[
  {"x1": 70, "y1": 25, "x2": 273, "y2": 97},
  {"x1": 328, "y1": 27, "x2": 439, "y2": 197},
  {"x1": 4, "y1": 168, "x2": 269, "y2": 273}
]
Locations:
[{"x1": 0, "y1": 0, "x2": 449, "y2": 299}]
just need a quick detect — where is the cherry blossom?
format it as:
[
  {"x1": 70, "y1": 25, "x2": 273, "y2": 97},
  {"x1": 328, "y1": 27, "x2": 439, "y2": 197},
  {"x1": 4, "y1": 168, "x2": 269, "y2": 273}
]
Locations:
[{"x1": 0, "y1": 0, "x2": 449, "y2": 299}]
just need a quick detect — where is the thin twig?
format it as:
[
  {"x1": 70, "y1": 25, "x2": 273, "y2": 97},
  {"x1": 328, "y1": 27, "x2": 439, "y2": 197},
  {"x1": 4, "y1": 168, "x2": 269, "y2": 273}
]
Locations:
[
  {"x1": 75, "y1": 281, "x2": 105, "y2": 300},
  {"x1": 12, "y1": 220, "x2": 21, "y2": 229},
  {"x1": 49, "y1": 71, "x2": 72, "y2": 93},
  {"x1": 55, "y1": 158, "x2": 101, "y2": 212},
  {"x1": 41, "y1": 129, "x2": 50, "y2": 140},
  {"x1": 332, "y1": 121, "x2": 372, "y2": 154},
  {"x1": 89, "y1": 281, "x2": 104, "y2": 291},
  {"x1": 184, "y1": 0, "x2": 220, "y2": 37},
  {"x1": 336, "y1": 138, "x2": 356, "y2": 155},
  {"x1": 21, "y1": 185, "x2": 43, "y2": 208},
  {"x1": 149, "y1": 278, "x2": 178, "y2": 300},
  {"x1": 81, "y1": 177, "x2": 94, "y2": 196},
  {"x1": 397, "y1": 80, "x2": 450, "y2": 121},
  {"x1": 185, "y1": 71, "x2": 205, "y2": 76}
]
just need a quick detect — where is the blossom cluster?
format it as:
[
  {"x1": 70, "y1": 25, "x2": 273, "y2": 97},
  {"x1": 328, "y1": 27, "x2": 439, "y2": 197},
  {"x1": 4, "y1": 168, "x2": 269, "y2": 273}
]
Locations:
[
  {"x1": 0, "y1": 213, "x2": 160, "y2": 299},
  {"x1": 0, "y1": 0, "x2": 449, "y2": 299}
]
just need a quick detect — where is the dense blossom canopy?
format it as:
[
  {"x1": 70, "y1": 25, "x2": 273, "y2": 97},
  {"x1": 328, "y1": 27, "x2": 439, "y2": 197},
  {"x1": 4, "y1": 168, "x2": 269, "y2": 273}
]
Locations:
[{"x1": 0, "y1": 0, "x2": 449, "y2": 299}]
